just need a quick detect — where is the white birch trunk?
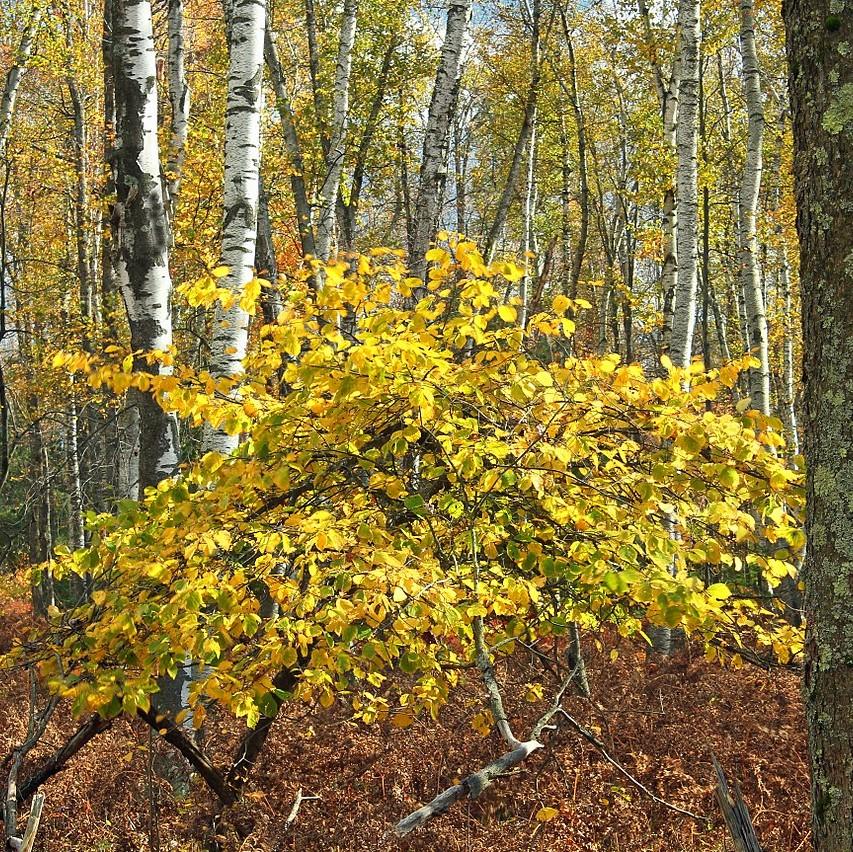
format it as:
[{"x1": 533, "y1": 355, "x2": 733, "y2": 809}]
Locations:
[
  {"x1": 637, "y1": 0, "x2": 679, "y2": 353},
  {"x1": 264, "y1": 20, "x2": 316, "y2": 258},
  {"x1": 410, "y1": 0, "x2": 472, "y2": 283},
  {"x1": 65, "y1": 26, "x2": 97, "y2": 326},
  {"x1": 315, "y1": 0, "x2": 358, "y2": 262},
  {"x1": 737, "y1": 0, "x2": 770, "y2": 414},
  {"x1": 520, "y1": 116, "x2": 536, "y2": 332},
  {"x1": 166, "y1": 0, "x2": 190, "y2": 223},
  {"x1": 114, "y1": 0, "x2": 179, "y2": 491},
  {"x1": 668, "y1": 0, "x2": 701, "y2": 370},
  {"x1": 205, "y1": 0, "x2": 266, "y2": 455},
  {"x1": 484, "y1": 0, "x2": 540, "y2": 263},
  {"x1": 0, "y1": 8, "x2": 42, "y2": 159}
]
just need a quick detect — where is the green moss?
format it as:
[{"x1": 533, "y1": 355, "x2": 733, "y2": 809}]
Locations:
[{"x1": 822, "y1": 83, "x2": 853, "y2": 135}]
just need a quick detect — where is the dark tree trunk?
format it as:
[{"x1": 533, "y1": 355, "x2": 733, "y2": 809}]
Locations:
[{"x1": 784, "y1": 0, "x2": 853, "y2": 847}]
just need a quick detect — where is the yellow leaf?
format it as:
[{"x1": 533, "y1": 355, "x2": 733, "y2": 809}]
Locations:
[
  {"x1": 498, "y1": 304, "x2": 517, "y2": 323},
  {"x1": 706, "y1": 583, "x2": 731, "y2": 599},
  {"x1": 213, "y1": 530, "x2": 232, "y2": 550},
  {"x1": 471, "y1": 709, "x2": 493, "y2": 737},
  {"x1": 425, "y1": 247, "x2": 449, "y2": 263},
  {"x1": 390, "y1": 711, "x2": 414, "y2": 728},
  {"x1": 552, "y1": 294, "x2": 570, "y2": 314},
  {"x1": 536, "y1": 807, "x2": 559, "y2": 822}
]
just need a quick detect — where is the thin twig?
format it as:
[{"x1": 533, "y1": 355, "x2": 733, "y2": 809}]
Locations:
[
  {"x1": 284, "y1": 788, "x2": 319, "y2": 832},
  {"x1": 556, "y1": 708, "x2": 709, "y2": 822}
]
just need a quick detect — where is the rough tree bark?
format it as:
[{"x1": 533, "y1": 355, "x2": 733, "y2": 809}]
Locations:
[
  {"x1": 264, "y1": 19, "x2": 316, "y2": 259},
  {"x1": 784, "y1": 0, "x2": 853, "y2": 846},
  {"x1": 778, "y1": 249, "x2": 798, "y2": 455},
  {"x1": 560, "y1": 16, "x2": 589, "y2": 303},
  {"x1": 337, "y1": 36, "x2": 396, "y2": 253},
  {"x1": 483, "y1": 0, "x2": 540, "y2": 262},
  {"x1": 255, "y1": 173, "x2": 281, "y2": 325}
]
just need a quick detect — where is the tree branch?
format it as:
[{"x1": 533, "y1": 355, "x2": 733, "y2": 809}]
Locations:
[
  {"x1": 137, "y1": 709, "x2": 238, "y2": 806},
  {"x1": 17, "y1": 714, "x2": 112, "y2": 804},
  {"x1": 393, "y1": 739, "x2": 542, "y2": 837}
]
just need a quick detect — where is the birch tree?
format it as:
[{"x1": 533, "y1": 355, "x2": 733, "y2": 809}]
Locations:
[
  {"x1": 737, "y1": 0, "x2": 769, "y2": 414},
  {"x1": 315, "y1": 0, "x2": 358, "y2": 262},
  {"x1": 166, "y1": 0, "x2": 190, "y2": 224},
  {"x1": 483, "y1": 0, "x2": 540, "y2": 262},
  {"x1": 668, "y1": 0, "x2": 700, "y2": 369},
  {"x1": 637, "y1": 0, "x2": 679, "y2": 352},
  {"x1": 206, "y1": 0, "x2": 266, "y2": 455},
  {"x1": 113, "y1": 0, "x2": 179, "y2": 492},
  {"x1": 0, "y1": 6, "x2": 42, "y2": 160},
  {"x1": 410, "y1": 0, "x2": 472, "y2": 283},
  {"x1": 264, "y1": 20, "x2": 316, "y2": 258}
]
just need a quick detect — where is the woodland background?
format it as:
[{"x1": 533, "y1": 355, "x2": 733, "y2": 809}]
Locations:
[{"x1": 0, "y1": 0, "x2": 833, "y2": 848}]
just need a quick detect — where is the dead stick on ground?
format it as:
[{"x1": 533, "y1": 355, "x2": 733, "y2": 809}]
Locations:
[
  {"x1": 12, "y1": 792, "x2": 45, "y2": 852},
  {"x1": 284, "y1": 788, "x2": 319, "y2": 832}
]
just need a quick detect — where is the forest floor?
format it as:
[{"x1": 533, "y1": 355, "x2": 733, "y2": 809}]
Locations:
[{"x1": 0, "y1": 598, "x2": 809, "y2": 852}]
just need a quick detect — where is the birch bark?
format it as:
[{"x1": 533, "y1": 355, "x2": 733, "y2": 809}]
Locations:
[
  {"x1": 264, "y1": 20, "x2": 315, "y2": 258},
  {"x1": 637, "y1": 0, "x2": 679, "y2": 353},
  {"x1": 113, "y1": 0, "x2": 179, "y2": 491},
  {"x1": 315, "y1": 0, "x2": 358, "y2": 262},
  {"x1": 206, "y1": 0, "x2": 266, "y2": 455},
  {"x1": 668, "y1": 0, "x2": 700, "y2": 370},
  {"x1": 0, "y1": 7, "x2": 42, "y2": 160},
  {"x1": 410, "y1": 0, "x2": 472, "y2": 283},
  {"x1": 737, "y1": 0, "x2": 770, "y2": 414},
  {"x1": 166, "y1": 0, "x2": 190, "y2": 225},
  {"x1": 484, "y1": 0, "x2": 540, "y2": 262}
]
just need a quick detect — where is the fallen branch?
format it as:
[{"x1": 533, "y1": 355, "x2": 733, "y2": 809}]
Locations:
[
  {"x1": 11, "y1": 792, "x2": 44, "y2": 852},
  {"x1": 283, "y1": 788, "x2": 319, "y2": 832},
  {"x1": 393, "y1": 739, "x2": 542, "y2": 837},
  {"x1": 284, "y1": 788, "x2": 303, "y2": 831},
  {"x1": 394, "y1": 587, "x2": 589, "y2": 838}
]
